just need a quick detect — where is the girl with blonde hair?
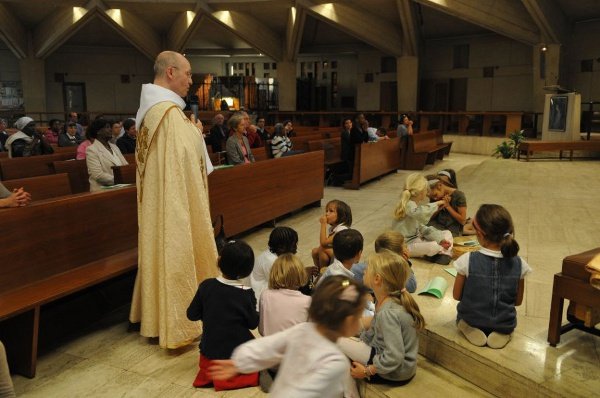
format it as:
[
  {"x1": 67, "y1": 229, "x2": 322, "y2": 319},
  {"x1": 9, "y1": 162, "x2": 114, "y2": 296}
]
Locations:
[
  {"x1": 259, "y1": 254, "x2": 311, "y2": 337},
  {"x1": 339, "y1": 251, "x2": 424, "y2": 385},
  {"x1": 392, "y1": 173, "x2": 453, "y2": 264}
]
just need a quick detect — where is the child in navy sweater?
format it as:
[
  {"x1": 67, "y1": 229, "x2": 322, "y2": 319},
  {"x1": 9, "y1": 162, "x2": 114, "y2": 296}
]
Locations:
[{"x1": 187, "y1": 240, "x2": 259, "y2": 391}]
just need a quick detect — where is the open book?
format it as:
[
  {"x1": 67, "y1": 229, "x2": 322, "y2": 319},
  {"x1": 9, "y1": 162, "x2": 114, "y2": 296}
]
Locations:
[{"x1": 418, "y1": 276, "x2": 448, "y2": 299}]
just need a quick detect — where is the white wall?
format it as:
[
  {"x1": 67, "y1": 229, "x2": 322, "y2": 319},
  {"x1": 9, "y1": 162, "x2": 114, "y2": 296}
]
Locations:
[
  {"x1": 565, "y1": 21, "x2": 600, "y2": 102},
  {"x1": 44, "y1": 46, "x2": 153, "y2": 114},
  {"x1": 421, "y1": 34, "x2": 533, "y2": 111}
]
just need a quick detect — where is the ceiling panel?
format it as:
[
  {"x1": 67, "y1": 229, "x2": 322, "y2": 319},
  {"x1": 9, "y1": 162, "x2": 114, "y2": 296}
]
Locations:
[{"x1": 62, "y1": 17, "x2": 133, "y2": 48}]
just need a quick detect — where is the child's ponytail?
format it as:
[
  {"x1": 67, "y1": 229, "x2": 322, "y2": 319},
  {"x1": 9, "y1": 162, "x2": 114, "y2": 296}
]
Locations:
[
  {"x1": 394, "y1": 173, "x2": 428, "y2": 220},
  {"x1": 393, "y1": 189, "x2": 412, "y2": 220},
  {"x1": 368, "y1": 251, "x2": 426, "y2": 330},
  {"x1": 500, "y1": 233, "x2": 520, "y2": 258},
  {"x1": 475, "y1": 204, "x2": 520, "y2": 258},
  {"x1": 388, "y1": 289, "x2": 425, "y2": 330}
]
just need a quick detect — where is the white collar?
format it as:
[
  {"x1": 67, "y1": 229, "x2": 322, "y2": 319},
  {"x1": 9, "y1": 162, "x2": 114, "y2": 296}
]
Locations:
[
  {"x1": 479, "y1": 247, "x2": 503, "y2": 258},
  {"x1": 217, "y1": 276, "x2": 252, "y2": 290},
  {"x1": 135, "y1": 83, "x2": 186, "y2": 131}
]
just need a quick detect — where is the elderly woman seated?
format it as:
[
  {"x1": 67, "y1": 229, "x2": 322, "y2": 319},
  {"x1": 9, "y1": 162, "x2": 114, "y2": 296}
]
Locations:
[
  {"x1": 85, "y1": 118, "x2": 129, "y2": 192},
  {"x1": 225, "y1": 113, "x2": 255, "y2": 165}
]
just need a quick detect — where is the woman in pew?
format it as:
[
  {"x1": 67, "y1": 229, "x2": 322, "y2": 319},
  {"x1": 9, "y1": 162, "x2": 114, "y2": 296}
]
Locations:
[
  {"x1": 225, "y1": 113, "x2": 255, "y2": 165},
  {"x1": 85, "y1": 118, "x2": 128, "y2": 192},
  {"x1": 44, "y1": 119, "x2": 62, "y2": 145},
  {"x1": 5, "y1": 116, "x2": 54, "y2": 158},
  {"x1": 270, "y1": 123, "x2": 293, "y2": 158},
  {"x1": 58, "y1": 121, "x2": 83, "y2": 147},
  {"x1": 0, "y1": 182, "x2": 31, "y2": 208}
]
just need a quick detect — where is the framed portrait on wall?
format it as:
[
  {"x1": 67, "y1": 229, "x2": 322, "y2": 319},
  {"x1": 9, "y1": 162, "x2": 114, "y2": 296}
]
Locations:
[
  {"x1": 548, "y1": 95, "x2": 567, "y2": 132},
  {"x1": 63, "y1": 83, "x2": 87, "y2": 113}
]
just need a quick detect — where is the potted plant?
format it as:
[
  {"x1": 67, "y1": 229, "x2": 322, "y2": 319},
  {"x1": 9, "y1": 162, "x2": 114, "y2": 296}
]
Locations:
[
  {"x1": 493, "y1": 141, "x2": 514, "y2": 159},
  {"x1": 492, "y1": 130, "x2": 525, "y2": 159}
]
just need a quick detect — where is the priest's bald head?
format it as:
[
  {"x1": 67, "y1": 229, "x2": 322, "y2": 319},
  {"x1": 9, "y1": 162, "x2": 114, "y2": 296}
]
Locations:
[{"x1": 153, "y1": 51, "x2": 193, "y2": 97}]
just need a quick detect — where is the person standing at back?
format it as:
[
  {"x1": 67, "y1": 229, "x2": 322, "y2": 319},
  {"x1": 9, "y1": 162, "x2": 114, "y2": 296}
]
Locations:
[{"x1": 129, "y1": 50, "x2": 219, "y2": 349}]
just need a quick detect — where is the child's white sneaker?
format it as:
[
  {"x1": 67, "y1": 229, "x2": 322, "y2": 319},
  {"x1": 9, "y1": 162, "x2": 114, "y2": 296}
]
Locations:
[
  {"x1": 487, "y1": 332, "x2": 511, "y2": 349},
  {"x1": 457, "y1": 319, "x2": 487, "y2": 347}
]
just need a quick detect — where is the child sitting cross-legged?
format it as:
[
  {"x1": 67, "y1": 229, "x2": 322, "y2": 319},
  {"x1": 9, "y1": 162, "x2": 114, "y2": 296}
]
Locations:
[
  {"x1": 339, "y1": 251, "x2": 425, "y2": 389},
  {"x1": 186, "y1": 240, "x2": 259, "y2": 391}
]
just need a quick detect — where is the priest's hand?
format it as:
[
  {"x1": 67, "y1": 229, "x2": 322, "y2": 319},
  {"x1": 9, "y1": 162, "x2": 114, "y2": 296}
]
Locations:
[{"x1": 189, "y1": 114, "x2": 203, "y2": 135}]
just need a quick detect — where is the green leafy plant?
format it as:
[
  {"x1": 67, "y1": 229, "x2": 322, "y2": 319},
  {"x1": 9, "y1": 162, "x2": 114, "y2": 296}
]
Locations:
[
  {"x1": 493, "y1": 141, "x2": 514, "y2": 159},
  {"x1": 492, "y1": 130, "x2": 525, "y2": 159}
]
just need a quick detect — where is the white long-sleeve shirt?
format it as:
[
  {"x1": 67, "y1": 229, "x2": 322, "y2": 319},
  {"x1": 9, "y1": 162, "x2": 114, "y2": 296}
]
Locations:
[{"x1": 232, "y1": 322, "x2": 348, "y2": 398}]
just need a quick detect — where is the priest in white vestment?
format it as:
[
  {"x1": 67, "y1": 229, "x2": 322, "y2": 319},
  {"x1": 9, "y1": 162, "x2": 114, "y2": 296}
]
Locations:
[{"x1": 129, "y1": 51, "x2": 219, "y2": 348}]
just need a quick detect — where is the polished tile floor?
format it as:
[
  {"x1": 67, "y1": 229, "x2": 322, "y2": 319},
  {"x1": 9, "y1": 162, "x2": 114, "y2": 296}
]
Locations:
[{"x1": 11, "y1": 153, "x2": 600, "y2": 397}]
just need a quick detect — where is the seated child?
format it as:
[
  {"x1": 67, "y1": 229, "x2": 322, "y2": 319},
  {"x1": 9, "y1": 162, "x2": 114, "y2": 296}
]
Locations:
[
  {"x1": 312, "y1": 199, "x2": 353, "y2": 269},
  {"x1": 259, "y1": 253, "x2": 311, "y2": 337},
  {"x1": 392, "y1": 173, "x2": 453, "y2": 264},
  {"x1": 210, "y1": 276, "x2": 370, "y2": 398},
  {"x1": 317, "y1": 228, "x2": 363, "y2": 286},
  {"x1": 250, "y1": 226, "x2": 299, "y2": 304},
  {"x1": 453, "y1": 204, "x2": 531, "y2": 349},
  {"x1": 351, "y1": 230, "x2": 417, "y2": 293},
  {"x1": 339, "y1": 251, "x2": 425, "y2": 387},
  {"x1": 186, "y1": 240, "x2": 259, "y2": 391},
  {"x1": 427, "y1": 176, "x2": 467, "y2": 237}
]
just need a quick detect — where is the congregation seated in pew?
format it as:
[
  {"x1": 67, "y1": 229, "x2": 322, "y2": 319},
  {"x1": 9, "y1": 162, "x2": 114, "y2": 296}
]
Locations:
[
  {"x1": 58, "y1": 121, "x2": 84, "y2": 147},
  {"x1": 85, "y1": 118, "x2": 129, "y2": 191},
  {"x1": 5, "y1": 117, "x2": 54, "y2": 158},
  {"x1": 226, "y1": 113, "x2": 255, "y2": 165},
  {"x1": 116, "y1": 119, "x2": 137, "y2": 154}
]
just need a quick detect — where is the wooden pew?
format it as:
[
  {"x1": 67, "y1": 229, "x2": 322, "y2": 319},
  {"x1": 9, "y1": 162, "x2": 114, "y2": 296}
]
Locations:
[
  {"x1": 252, "y1": 146, "x2": 269, "y2": 161},
  {"x1": 0, "y1": 153, "x2": 75, "y2": 180},
  {"x1": 307, "y1": 138, "x2": 342, "y2": 166},
  {"x1": 517, "y1": 140, "x2": 600, "y2": 161},
  {"x1": 344, "y1": 138, "x2": 403, "y2": 190},
  {"x1": 209, "y1": 151, "x2": 324, "y2": 237},
  {"x1": 290, "y1": 134, "x2": 325, "y2": 152},
  {"x1": 405, "y1": 130, "x2": 449, "y2": 170},
  {"x1": 436, "y1": 131, "x2": 453, "y2": 155},
  {"x1": 0, "y1": 187, "x2": 138, "y2": 377},
  {"x1": 50, "y1": 145, "x2": 78, "y2": 154},
  {"x1": 52, "y1": 159, "x2": 90, "y2": 193},
  {"x1": 113, "y1": 163, "x2": 137, "y2": 184},
  {"x1": 1, "y1": 173, "x2": 72, "y2": 201}
]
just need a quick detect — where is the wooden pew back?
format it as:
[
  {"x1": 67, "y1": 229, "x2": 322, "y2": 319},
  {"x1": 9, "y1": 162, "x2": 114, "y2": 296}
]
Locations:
[
  {"x1": 307, "y1": 138, "x2": 342, "y2": 165},
  {"x1": 209, "y1": 151, "x2": 324, "y2": 237},
  {"x1": 0, "y1": 187, "x2": 137, "y2": 293},
  {"x1": 411, "y1": 131, "x2": 439, "y2": 153},
  {"x1": 113, "y1": 164, "x2": 137, "y2": 184},
  {"x1": 0, "y1": 153, "x2": 75, "y2": 180},
  {"x1": 52, "y1": 159, "x2": 90, "y2": 193},
  {"x1": 345, "y1": 138, "x2": 402, "y2": 189},
  {"x1": 1, "y1": 173, "x2": 72, "y2": 201}
]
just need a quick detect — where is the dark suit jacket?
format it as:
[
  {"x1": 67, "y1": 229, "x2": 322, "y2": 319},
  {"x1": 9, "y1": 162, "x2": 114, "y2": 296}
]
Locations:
[{"x1": 209, "y1": 124, "x2": 227, "y2": 152}]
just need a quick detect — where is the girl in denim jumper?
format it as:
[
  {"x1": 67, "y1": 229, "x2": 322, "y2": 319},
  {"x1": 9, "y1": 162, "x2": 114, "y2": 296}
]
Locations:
[{"x1": 453, "y1": 204, "x2": 531, "y2": 349}]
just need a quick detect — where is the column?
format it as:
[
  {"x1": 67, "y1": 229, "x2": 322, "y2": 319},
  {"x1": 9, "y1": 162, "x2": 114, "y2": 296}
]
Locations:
[
  {"x1": 397, "y1": 56, "x2": 418, "y2": 113},
  {"x1": 277, "y1": 61, "x2": 296, "y2": 111},
  {"x1": 19, "y1": 35, "x2": 47, "y2": 113}
]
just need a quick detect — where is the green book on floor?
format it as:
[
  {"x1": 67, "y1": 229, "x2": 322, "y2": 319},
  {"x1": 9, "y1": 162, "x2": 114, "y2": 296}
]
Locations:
[{"x1": 418, "y1": 276, "x2": 448, "y2": 299}]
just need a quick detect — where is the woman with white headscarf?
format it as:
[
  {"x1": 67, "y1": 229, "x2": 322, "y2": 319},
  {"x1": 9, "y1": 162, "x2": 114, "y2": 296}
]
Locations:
[{"x1": 5, "y1": 116, "x2": 54, "y2": 158}]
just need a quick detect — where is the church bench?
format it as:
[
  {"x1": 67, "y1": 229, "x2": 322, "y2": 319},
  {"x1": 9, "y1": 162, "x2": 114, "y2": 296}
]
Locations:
[
  {"x1": 113, "y1": 163, "x2": 137, "y2": 185},
  {"x1": 0, "y1": 152, "x2": 7, "y2": 159},
  {"x1": 435, "y1": 130, "x2": 453, "y2": 155},
  {"x1": 0, "y1": 153, "x2": 75, "y2": 180},
  {"x1": 52, "y1": 159, "x2": 89, "y2": 193},
  {"x1": 307, "y1": 138, "x2": 342, "y2": 166},
  {"x1": 0, "y1": 187, "x2": 138, "y2": 377},
  {"x1": 344, "y1": 137, "x2": 403, "y2": 190},
  {"x1": 405, "y1": 130, "x2": 449, "y2": 170},
  {"x1": 1, "y1": 173, "x2": 72, "y2": 201},
  {"x1": 517, "y1": 140, "x2": 600, "y2": 161},
  {"x1": 209, "y1": 150, "x2": 324, "y2": 237},
  {"x1": 290, "y1": 133, "x2": 325, "y2": 152},
  {"x1": 548, "y1": 248, "x2": 600, "y2": 346},
  {"x1": 252, "y1": 146, "x2": 270, "y2": 161},
  {"x1": 49, "y1": 145, "x2": 78, "y2": 154}
]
